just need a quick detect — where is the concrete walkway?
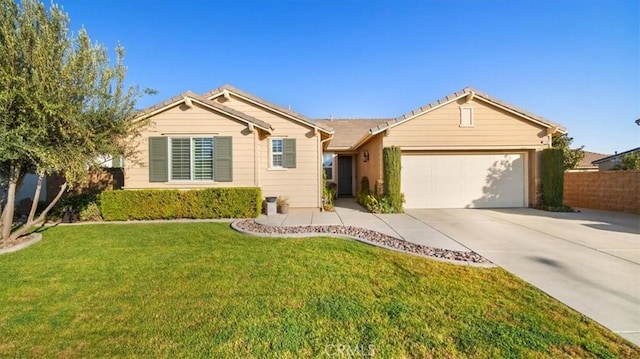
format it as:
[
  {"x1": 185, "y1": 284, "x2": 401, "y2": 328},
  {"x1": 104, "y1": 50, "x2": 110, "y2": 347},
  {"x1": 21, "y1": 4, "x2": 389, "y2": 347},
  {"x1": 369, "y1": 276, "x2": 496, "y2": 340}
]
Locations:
[
  {"x1": 256, "y1": 199, "x2": 640, "y2": 346},
  {"x1": 256, "y1": 198, "x2": 469, "y2": 251}
]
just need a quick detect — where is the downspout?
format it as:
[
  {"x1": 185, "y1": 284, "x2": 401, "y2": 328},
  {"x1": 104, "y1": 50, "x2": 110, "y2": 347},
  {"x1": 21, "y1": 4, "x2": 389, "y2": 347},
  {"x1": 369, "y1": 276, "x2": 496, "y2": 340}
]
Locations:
[{"x1": 319, "y1": 134, "x2": 334, "y2": 211}]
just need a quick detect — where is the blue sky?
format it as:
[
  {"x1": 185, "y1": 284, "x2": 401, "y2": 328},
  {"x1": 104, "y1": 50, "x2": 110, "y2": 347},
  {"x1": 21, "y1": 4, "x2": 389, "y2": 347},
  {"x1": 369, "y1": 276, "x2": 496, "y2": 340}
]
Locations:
[{"x1": 59, "y1": 0, "x2": 638, "y2": 154}]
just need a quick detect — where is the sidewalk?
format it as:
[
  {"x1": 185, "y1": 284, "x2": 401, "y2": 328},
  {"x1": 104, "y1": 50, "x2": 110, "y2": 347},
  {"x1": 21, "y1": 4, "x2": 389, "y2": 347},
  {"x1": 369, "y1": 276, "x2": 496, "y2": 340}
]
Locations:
[{"x1": 256, "y1": 198, "x2": 469, "y2": 252}]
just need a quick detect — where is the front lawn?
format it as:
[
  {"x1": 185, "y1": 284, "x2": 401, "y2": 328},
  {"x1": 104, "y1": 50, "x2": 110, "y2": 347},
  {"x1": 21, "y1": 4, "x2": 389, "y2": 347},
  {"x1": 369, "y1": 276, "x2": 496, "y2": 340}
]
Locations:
[{"x1": 0, "y1": 223, "x2": 636, "y2": 358}]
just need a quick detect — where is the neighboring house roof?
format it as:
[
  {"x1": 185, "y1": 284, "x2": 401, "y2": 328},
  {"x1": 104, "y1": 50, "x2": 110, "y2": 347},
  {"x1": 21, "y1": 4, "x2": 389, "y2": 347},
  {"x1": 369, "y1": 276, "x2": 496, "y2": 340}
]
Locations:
[
  {"x1": 592, "y1": 147, "x2": 640, "y2": 165},
  {"x1": 349, "y1": 87, "x2": 567, "y2": 150},
  {"x1": 314, "y1": 118, "x2": 392, "y2": 149},
  {"x1": 204, "y1": 84, "x2": 334, "y2": 135},
  {"x1": 134, "y1": 91, "x2": 273, "y2": 132},
  {"x1": 576, "y1": 151, "x2": 610, "y2": 169}
]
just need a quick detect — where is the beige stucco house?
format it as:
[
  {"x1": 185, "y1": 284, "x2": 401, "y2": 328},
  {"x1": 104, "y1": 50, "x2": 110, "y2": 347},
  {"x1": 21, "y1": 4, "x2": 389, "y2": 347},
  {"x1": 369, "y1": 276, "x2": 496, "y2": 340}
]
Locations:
[
  {"x1": 126, "y1": 85, "x2": 566, "y2": 210},
  {"x1": 126, "y1": 85, "x2": 333, "y2": 210}
]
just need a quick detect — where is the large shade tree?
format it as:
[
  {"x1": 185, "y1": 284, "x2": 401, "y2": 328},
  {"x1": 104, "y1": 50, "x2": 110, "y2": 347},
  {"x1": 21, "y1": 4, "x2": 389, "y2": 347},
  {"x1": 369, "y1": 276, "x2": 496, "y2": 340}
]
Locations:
[{"x1": 0, "y1": 0, "x2": 147, "y2": 241}]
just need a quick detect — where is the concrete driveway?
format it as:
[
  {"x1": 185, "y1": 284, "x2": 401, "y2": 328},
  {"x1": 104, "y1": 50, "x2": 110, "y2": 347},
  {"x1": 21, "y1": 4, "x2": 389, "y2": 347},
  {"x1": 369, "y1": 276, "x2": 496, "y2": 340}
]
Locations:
[{"x1": 406, "y1": 208, "x2": 640, "y2": 345}]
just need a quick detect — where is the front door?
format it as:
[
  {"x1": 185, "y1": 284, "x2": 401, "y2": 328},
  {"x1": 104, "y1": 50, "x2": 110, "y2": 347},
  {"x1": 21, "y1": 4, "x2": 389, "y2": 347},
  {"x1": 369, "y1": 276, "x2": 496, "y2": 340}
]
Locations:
[{"x1": 338, "y1": 156, "x2": 353, "y2": 197}]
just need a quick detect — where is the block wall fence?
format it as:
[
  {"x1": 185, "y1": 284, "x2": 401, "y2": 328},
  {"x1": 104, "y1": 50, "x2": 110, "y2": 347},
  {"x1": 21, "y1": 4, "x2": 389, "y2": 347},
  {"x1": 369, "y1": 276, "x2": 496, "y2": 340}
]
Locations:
[{"x1": 563, "y1": 170, "x2": 640, "y2": 214}]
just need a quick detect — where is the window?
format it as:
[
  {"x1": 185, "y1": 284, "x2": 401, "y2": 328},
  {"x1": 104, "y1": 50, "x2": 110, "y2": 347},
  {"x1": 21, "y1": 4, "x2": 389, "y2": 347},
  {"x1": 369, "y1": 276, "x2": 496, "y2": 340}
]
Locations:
[
  {"x1": 148, "y1": 136, "x2": 232, "y2": 183},
  {"x1": 323, "y1": 153, "x2": 333, "y2": 180},
  {"x1": 270, "y1": 138, "x2": 296, "y2": 168},
  {"x1": 170, "y1": 137, "x2": 214, "y2": 181},
  {"x1": 460, "y1": 107, "x2": 474, "y2": 127},
  {"x1": 171, "y1": 138, "x2": 192, "y2": 180},
  {"x1": 193, "y1": 138, "x2": 214, "y2": 180},
  {"x1": 271, "y1": 138, "x2": 284, "y2": 168}
]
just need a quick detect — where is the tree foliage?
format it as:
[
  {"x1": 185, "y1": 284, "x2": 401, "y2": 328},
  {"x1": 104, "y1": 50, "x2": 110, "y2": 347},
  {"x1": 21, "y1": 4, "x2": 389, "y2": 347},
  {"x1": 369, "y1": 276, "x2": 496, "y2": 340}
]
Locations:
[
  {"x1": 552, "y1": 133, "x2": 585, "y2": 171},
  {"x1": 0, "y1": 0, "x2": 146, "y2": 241},
  {"x1": 615, "y1": 152, "x2": 640, "y2": 170}
]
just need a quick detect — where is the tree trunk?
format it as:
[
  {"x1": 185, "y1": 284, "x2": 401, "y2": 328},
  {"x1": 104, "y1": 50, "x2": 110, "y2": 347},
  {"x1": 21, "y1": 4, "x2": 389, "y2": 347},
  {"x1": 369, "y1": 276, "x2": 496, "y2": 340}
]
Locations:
[
  {"x1": 8, "y1": 182, "x2": 67, "y2": 241},
  {"x1": 27, "y1": 174, "x2": 44, "y2": 224},
  {"x1": 1, "y1": 163, "x2": 20, "y2": 241}
]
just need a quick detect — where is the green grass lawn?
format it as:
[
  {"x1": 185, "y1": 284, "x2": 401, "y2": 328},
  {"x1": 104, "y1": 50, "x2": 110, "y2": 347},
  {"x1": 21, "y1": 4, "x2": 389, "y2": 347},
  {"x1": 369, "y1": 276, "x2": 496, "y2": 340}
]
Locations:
[{"x1": 0, "y1": 223, "x2": 637, "y2": 358}]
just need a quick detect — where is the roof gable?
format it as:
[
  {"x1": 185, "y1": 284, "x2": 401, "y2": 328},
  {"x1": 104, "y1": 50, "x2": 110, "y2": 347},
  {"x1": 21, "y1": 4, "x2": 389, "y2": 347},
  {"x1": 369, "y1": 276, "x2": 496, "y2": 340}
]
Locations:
[
  {"x1": 314, "y1": 118, "x2": 391, "y2": 149},
  {"x1": 134, "y1": 91, "x2": 273, "y2": 132},
  {"x1": 205, "y1": 84, "x2": 333, "y2": 135},
  {"x1": 369, "y1": 87, "x2": 567, "y2": 135}
]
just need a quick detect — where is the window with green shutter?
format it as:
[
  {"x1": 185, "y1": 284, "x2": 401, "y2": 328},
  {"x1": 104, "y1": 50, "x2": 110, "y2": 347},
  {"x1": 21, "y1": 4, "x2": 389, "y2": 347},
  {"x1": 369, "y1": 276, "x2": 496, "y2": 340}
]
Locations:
[
  {"x1": 149, "y1": 135, "x2": 232, "y2": 182},
  {"x1": 270, "y1": 138, "x2": 296, "y2": 169}
]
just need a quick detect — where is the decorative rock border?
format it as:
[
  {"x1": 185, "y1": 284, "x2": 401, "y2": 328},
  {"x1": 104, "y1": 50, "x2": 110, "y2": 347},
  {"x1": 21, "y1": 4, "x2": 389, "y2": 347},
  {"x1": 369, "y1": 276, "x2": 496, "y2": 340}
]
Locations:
[
  {"x1": 232, "y1": 220, "x2": 493, "y2": 266},
  {"x1": 0, "y1": 233, "x2": 43, "y2": 255}
]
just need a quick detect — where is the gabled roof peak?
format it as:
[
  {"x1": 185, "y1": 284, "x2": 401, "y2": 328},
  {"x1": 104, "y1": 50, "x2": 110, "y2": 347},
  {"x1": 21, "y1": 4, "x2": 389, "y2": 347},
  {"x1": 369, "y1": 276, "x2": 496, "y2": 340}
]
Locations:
[
  {"x1": 204, "y1": 84, "x2": 333, "y2": 134},
  {"x1": 133, "y1": 90, "x2": 273, "y2": 132},
  {"x1": 369, "y1": 87, "x2": 566, "y2": 135}
]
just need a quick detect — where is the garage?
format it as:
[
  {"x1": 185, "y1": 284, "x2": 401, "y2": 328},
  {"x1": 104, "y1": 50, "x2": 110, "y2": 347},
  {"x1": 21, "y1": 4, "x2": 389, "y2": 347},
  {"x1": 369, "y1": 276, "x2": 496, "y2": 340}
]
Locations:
[{"x1": 401, "y1": 153, "x2": 526, "y2": 208}]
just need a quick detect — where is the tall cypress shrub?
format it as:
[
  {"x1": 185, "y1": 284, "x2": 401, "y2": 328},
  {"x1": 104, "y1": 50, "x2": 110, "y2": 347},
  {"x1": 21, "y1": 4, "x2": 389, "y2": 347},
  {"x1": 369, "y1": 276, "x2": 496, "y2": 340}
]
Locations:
[
  {"x1": 541, "y1": 148, "x2": 565, "y2": 207},
  {"x1": 383, "y1": 146, "x2": 403, "y2": 212}
]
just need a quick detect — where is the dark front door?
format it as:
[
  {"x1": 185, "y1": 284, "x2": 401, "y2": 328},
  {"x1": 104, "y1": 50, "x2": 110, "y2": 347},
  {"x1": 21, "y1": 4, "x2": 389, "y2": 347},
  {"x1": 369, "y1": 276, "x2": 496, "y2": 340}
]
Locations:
[{"x1": 338, "y1": 156, "x2": 353, "y2": 197}]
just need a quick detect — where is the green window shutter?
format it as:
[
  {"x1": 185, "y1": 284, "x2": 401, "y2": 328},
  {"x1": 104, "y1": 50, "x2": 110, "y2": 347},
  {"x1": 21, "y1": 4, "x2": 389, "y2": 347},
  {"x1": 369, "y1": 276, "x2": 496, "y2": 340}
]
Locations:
[
  {"x1": 149, "y1": 137, "x2": 168, "y2": 182},
  {"x1": 214, "y1": 136, "x2": 233, "y2": 182},
  {"x1": 283, "y1": 138, "x2": 296, "y2": 168}
]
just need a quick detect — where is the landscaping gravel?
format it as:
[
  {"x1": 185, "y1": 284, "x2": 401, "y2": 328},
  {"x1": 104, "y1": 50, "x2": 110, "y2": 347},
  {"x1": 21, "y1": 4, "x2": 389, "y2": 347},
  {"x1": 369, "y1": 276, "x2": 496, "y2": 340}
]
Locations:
[{"x1": 234, "y1": 220, "x2": 490, "y2": 264}]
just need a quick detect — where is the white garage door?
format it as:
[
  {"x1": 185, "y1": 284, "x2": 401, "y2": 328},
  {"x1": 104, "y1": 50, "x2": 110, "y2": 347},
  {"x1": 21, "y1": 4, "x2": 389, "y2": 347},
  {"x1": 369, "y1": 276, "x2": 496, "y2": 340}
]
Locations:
[{"x1": 401, "y1": 153, "x2": 526, "y2": 208}]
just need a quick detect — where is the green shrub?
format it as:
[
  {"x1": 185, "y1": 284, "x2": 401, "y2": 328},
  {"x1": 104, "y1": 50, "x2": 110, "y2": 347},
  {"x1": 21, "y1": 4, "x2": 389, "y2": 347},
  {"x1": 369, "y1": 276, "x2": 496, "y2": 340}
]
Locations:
[
  {"x1": 541, "y1": 148, "x2": 564, "y2": 207},
  {"x1": 50, "y1": 192, "x2": 101, "y2": 220},
  {"x1": 80, "y1": 202, "x2": 102, "y2": 221},
  {"x1": 360, "y1": 176, "x2": 370, "y2": 195},
  {"x1": 382, "y1": 146, "x2": 403, "y2": 213},
  {"x1": 357, "y1": 194, "x2": 394, "y2": 214},
  {"x1": 100, "y1": 188, "x2": 262, "y2": 221}
]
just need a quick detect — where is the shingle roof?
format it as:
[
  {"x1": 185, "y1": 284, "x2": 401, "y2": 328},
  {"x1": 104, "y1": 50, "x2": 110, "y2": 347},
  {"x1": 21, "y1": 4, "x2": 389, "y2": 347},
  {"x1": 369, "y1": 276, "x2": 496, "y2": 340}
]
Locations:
[
  {"x1": 577, "y1": 151, "x2": 610, "y2": 169},
  {"x1": 314, "y1": 118, "x2": 392, "y2": 148},
  {"x1": 592, "y1": 147, "x2": 640, "y2": 164},
  {"x1": 133, "y1": 91, "x2": 273, "y2": 131},
  {"x1": 369, "y1": 87, "x2": 566, "y2": 134},
  {"x1": 204, "y1": 84, "x2": 333, "y2": 134}
]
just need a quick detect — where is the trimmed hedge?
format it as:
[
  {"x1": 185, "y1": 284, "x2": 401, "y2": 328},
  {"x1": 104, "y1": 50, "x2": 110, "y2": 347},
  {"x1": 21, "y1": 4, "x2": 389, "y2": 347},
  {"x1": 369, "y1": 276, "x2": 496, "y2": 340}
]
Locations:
[
  {"x1": 100, "y1": 187, "x2": 262, "y2": 221},
  {"x1": 541, "y1": 148, "x2": 564, "y2": 207},
  {"x1": 383, "y1": 146, "x2": 404, "y2": 213}
]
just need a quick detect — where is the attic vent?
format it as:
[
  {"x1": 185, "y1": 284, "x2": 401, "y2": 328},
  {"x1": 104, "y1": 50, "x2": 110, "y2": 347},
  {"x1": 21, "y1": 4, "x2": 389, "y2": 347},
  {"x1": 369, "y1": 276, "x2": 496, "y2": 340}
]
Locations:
[{"x1": 459, "y1": 107, "x2": 474, "y2": 127}]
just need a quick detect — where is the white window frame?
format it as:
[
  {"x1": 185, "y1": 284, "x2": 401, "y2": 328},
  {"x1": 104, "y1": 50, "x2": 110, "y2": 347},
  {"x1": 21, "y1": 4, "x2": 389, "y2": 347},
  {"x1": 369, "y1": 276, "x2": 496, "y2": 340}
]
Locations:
[
  {"x1": 168, "y1": 136, "x2": 215, "y2": 182},
  {"x1": 459, "y1": 106, "x2": 474, "y2": 128},
  {"x1": 323, "y1": 153, "x2": 334, "y2": 180},
  {"x1": 270, "y1": 138, "x2": 284, "y2": 169}
]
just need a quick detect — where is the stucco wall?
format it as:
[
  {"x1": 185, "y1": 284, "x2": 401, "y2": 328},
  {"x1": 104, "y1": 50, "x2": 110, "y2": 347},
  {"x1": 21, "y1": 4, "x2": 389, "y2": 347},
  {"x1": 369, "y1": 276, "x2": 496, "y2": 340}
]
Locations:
[
  {"x1": 563, "y1": 171, "x2": 640, "y2": 214},
  {"x1": 126, "y1": 102, "x2": 257, "y2": 190},
  {"x1": 213, "y1": 96, "x2": 323, "y2": 209}
]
